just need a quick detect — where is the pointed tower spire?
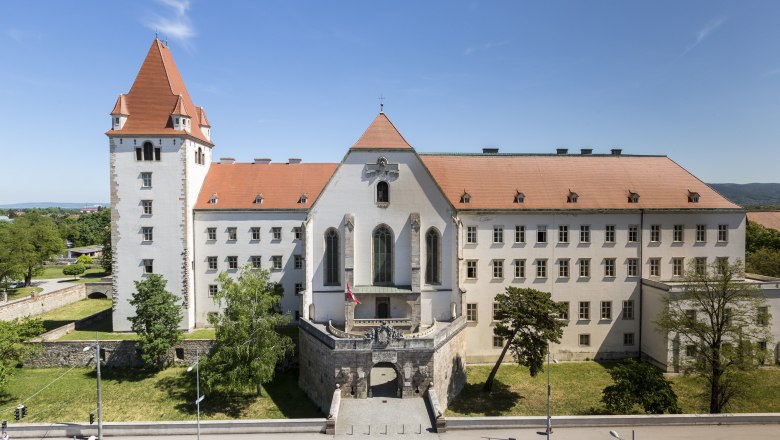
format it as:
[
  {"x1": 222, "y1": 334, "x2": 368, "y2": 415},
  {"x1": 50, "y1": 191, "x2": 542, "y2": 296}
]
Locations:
[{"x1": 351, "y1": 113, "x2": 413, "y2": 150}]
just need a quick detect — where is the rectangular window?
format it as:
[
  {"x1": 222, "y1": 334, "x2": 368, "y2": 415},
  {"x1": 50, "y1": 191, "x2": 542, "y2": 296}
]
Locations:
[
  {"x1": 601, "y1": 301, "x2": 612, "y2": 320},
  {"x1": 251, "y1": 227, "x2": 261, "y2": 240},
  {"x1": 624, "y1": 333, "x2": 635, "y2": 346},
  {"x1": 207, "y1": 227, "x2": 216, "y2": 240},
  {"x1": 143, "y1": 259, "x2": 153, "y2": 274},
  {"x1": 135, "y1": 147, "x2": 142, "y2": 161},
  {"x1": 673, "y1": 257, "x2": 684, "y2": 276},
  {"x1": 293, "y1": 227, "x2": 303, "y2": 241},
  {"x1": 718, "y1": 224, "x2": 728, "y2": 242},
  {"x1": 579, "y1": 334, "x2": 591, "y2": 346},
  {"x1": 466, "y1": 226, "x2": 477, "y2": 244},
  {"x1": 251, "y1": 255, "x2": 262, "y2": 269},
  {"x1": 695, "y1": 257, "x2": 707, "y2": 275},
  {"x1": 696, "y1": 224, "x2": 707, "y2": 242},
  {"x1": 623, "y1": 300, "x2": 635, "y2": 320},
  {"x1": 228, "y1": 256, "x2": 238, "y2": 270},
  {"x1": 466, "y1": 303, "x2": 478, "y2": 322},
  {"x1": 207, "y1": 256, "x2": 217, "y2": 270},
  {"x1": 673, "y1": 224, "x2": 684, "y2": 242},
  {"x1": 515, "y1": 225, "x2": 525, "y2": 243},
  {"x1": 466, "y1": 260, "x2": 478, "y2": 279},
  {"x1": 580, "y1": 225, "x2": 591, "y2": 243},
  {"x1": 294, "y1": 254, "x2": 303, "y2": 269},
  {"x1": 227, "y1": 227, "x2": 237, "y2": 241},
  {"x1": 536, "y1": 259, "x2": 547, "y2": 278},
  {"x1": 757, "y1": 306, "x2": 769, "y2": 326},
  {"x1": 142, "y1": 200, "x2": 153, "y2": 215},
  {"x1": 558, "y1": 225, "x2": 569, "y2": 243},
  {"x1": 559, "y1": 259, "x2": 570, "y2": 278},
  {"x1": 650, "y1": 258, "x2": 661, "y2": 277},
  {"x1": 758, "y1": 341, "x2": 768, "y2": 351},
  {"x1": 604, "y1": 258, "x2": 616, "y2": 277},
  {"x1": 492, "y1": 302, "x2": 500, "y2": 321},
  {"x1": 141, "y1": 172, "x2": 152, "y2": 188},
  {"x1": 650, "y1": 224, "x2": 661, "y2": 242},
  {"x1": 272, "y1": 255, "x2": 283, "y2": 270},
  {"x1": 295, "y1": 283, "x2": 304, "y2": 295},
  {"x1": 605, "y1": 225, "x2": 615, "y2": 243},
  {"x1": 579, "y1": 258, "x2": 591, "y2": 277},
  {"x1": 513, "y1": 259, "x2": 526, "y2": 278},
  {"x1": 493, "y1": 226, "x2": 504, "y2": 244},
  {"x1": 537, "y1": 225, "x2": 548, "y2": 243},
  {"x1": 492, "y1": 336, "x2": 503, "y2": 348},
  {"x1": 685, "y1": 309, "x2": 697, "y2": 322},
  {"x1": 558, "y1": 302, "x2": 570, "y2": 320},
  {"x1": 627, "y1": 258, "x2": 638, "y2": 277},
  {"x1": 579, "y1": 301, "x2": 590, "y2": 320},
  {"x1": 154, "y1": 147, "x2": 161, "y2": 161},
  {"x1": 272, "y1": 227, "x2": 282, "y2": 241},
  {"x1": 142, "y1": 227, "x2": 153, "y2": 242},
  {"x1": 492, "y1": 259, "x2": 504, "y2": 278},
  {"x1": 628, "y1": 225, "x2": 639, "y2": 243},
  {"x1": 685, "y1": 345, "x2": 696, "y2": 357},
  {"x1": 208, "y1": 285, "x2": 218, "y2": 297}
]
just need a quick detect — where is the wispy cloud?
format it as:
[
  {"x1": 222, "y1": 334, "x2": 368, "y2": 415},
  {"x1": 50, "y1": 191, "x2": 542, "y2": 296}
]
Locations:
[
  {"x1": 145, "y1": 0, "x2": 196, "y2": 50},
  {"x1": 763, "y1": 68, "x2": 780, "y2": 77},
  {"x1": 5, "y1": 28, "x2": 44, "y2": 44},
  {"x1": 679, "y1": 18, "x2": 726, "y2": 58},
  {"x1": 463, "y1": 40, "x2": 509, "y2": 56}
]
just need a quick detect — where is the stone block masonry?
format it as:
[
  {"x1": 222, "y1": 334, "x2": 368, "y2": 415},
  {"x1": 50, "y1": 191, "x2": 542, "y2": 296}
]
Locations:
[
  {"x1": 25, "y1": 339, "x2": 213, "y2": 368},
  {"x1": 0, "y1": 282, "x2": 112, "y2": 322}
]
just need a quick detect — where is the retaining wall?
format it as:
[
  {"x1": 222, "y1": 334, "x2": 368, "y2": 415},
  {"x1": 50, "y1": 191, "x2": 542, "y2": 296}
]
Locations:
[{"x1": 0, "y1": 282, "x2": 112, "y2": 321}]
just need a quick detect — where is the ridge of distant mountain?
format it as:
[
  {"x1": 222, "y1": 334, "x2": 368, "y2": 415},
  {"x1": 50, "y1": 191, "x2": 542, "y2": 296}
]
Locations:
[
  {"x1": 0, "y1": 202, "x2": 110, "y2": 209},
  {"x1": 709, "y1": 183, "x2": 780, "y2": 207}
]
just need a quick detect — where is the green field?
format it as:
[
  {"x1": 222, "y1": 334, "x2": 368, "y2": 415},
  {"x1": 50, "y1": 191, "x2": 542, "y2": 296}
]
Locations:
[
  {"x1": 2, "y1": 367, "x2": 321, "y2": 423},
  {"x1": 34, "y1": 266, "x2": 108, "y2": 282},
  {"x1": 5, "y1": 286, "x2": 43, "y2": 301},
  {"x1": 35, "y1": 298, "x2": 112, "y2": 332},
  {"x1": 446, "y1": 363, "x2": 780, "y2": 416}
]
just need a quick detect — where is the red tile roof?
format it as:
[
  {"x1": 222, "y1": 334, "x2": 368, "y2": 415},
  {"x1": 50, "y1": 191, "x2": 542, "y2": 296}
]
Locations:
[
  {"x1": 106, "y1": 39, "x2": 212, "y2": 146},
  {"x1": 351, "y1": 113, "x2": 413, "y2": 150},
  {"x1": 197, "y1": 107, "x2": 211, "y2": 127},
  {"x1": 420, "y1": 154, "x2": 741, "y2": 210},
  {"x1": 747, "y1": 211, "x2": 780, "y2": 231},
  {"x1": 110, "y1": 94, "x2": 129, "y2": 115},
  {"x1": 171, "y1": 95, "x2": 189, "y2": 116},
  {"x1": 195, "y1": 163, "x2": 338, "y2": 210}
]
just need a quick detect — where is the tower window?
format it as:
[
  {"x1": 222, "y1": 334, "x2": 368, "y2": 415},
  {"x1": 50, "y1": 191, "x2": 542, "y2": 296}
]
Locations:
[
  {"x1": 373, "y1": 225, "x2": 393, "y2": 285},
  {"x1": 377, "y1": 181, "x2": 389, "y2": 204},
  {"x1": 324, "y1": 228, "x2": 340, "y2": 286},
  {"x1": 143, "y1": 142, "x2": 154, "y2": 161}
]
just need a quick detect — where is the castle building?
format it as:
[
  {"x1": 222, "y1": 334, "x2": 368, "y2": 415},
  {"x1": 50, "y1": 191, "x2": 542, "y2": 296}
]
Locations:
[{"x1": 108, "y1": 40, "x2": 777, "y2": 411}]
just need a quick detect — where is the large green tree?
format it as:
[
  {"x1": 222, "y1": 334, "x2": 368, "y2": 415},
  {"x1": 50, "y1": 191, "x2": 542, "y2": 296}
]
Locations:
[
  {"x1": 59, "y1": 209, "x2": 110, "y2": 247},
  {"x1": 601, "y1": 359, "x2": 680, "y2": 414},
  {"x1": 100, "y1": 214, "x2": 113, "y2": 274},
  {"x1": 484, "y1": 287, "x2": 566, "y2": 392},
  {"x1": 655, "y1": 260, "x2": 772, "y2": 413},
  {"x1": 0, "y1": 222, "x2": 25, "y2": 289},
  {"x1": 203, "y1": 266, "x2": 294, "y2": 396},
  {"x1": 0, "y1": 318, "x2": 44, "y2": 390},
  {"x1": 12, "y1": 213, "x2": 64, "y2": 286},
  {"x1": 129, "y1": 274, "x2": 183, "y2": 369}
]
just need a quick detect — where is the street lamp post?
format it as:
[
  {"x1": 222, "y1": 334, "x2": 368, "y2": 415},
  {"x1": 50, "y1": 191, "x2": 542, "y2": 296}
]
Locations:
[
  {"x1": 187, "y1": 349, "x2": 204, "y2": 440},
  {"x1": 546, "y1": 341, "x2": 551, "y2": 439},
  {"x1": 83, "y1": 332, "x2": 103, "y2": 440}
]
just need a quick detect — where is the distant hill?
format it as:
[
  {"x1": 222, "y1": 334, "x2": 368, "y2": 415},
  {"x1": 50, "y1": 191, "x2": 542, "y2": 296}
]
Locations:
[
  {"x1": 709, "y1": 183, "x2": 780, "y2": 207},
  {"x1": 0, "y1": 202, "x2": 109, "y2": 209}
]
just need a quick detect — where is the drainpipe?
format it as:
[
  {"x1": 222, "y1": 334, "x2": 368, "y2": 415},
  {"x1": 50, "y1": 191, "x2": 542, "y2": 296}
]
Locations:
[{"x1": 638, "y1": 209, "x2": 644, "y2": 360}]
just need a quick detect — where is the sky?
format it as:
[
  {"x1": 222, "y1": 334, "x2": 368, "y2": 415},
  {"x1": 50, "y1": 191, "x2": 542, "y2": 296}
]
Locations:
[{"x1": 1, "y1": 0, "x2": 779, "y2": 204}]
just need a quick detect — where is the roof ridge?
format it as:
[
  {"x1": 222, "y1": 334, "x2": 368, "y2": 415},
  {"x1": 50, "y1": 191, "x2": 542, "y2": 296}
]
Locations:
[{"x1": 351, "y1": 112, "x2": 414, "y2": 150}]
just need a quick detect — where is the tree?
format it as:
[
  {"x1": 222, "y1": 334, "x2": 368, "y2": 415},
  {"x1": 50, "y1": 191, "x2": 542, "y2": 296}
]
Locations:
[
  {"x1": 62, "y1": 263, "x2": 86, "y2": 279},
  {"x1": 602, "y1": 359, "x2": 680, "y2": 414},
  {"x1": 484, "y1": 287, "x2": 566, "y2": 392},
  {"x1": 76, "y1": 254, "x2": 94, "y2": 267},
  {"x1": 203, "y1": 266, "x2": 294, "y2": 396},
  {"x1": 0, "y1": 223, "x2": 24, "y2": 289},
  {"x1": 129, "y1": 274, "x2": 183, "y2": 369},
  {"x1": 100, "y1": 216, "x2": 113, "y2": 274},
  {"x1": 746, "y1": 247, "x2": 780, "y2": 278},
  {"x1": 0, "y1": 319, "x2": 44, "y2": 390},
  {"x1": 655, "y1": 260, "x2": 772, "y2": 413},
  {"x1": 12, "y1": 213, "x2": 64, "y2": 286}
]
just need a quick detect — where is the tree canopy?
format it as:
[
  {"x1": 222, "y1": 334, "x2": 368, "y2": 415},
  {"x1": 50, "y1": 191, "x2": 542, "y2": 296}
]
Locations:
[
  {"x1": 12, "y1": 213, "x2": 64, "y2": 286},
  {"x1": 129, "y1": 274, "x2": 183, "y2": 368},
  {"x1": 202, "y1": 266, "x2": 294, "y2": 396},
  {"x1": 602, "y1": 359, "x2": 680, "y2": 414},
  {"x1": 0, "y1": 318, "x2": 44, "y2": 390}
]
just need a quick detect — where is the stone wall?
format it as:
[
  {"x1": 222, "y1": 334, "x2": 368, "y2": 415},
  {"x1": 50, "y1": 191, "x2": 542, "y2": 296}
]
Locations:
[
  {"x1": 433, "y1": 317, "x2": 467, "y2": 410},
  {"x1": 0, "y1": 282, "x2": 113, "y2": 322},
  {"x1": 25, "y1": 339, "x2": 214, "y2": 368}
]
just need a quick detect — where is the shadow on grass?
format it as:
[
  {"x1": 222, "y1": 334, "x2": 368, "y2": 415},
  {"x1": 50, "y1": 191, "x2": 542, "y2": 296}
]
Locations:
[
  {"x1": 447, "y1": 379, "x2": 522, "y2": 416},
  {"x1": 264, "y1": 370, "x2": 322, "y2": 418},
  {"x1": 82, "y1": 365, "x2": 158, "y2": 383}
]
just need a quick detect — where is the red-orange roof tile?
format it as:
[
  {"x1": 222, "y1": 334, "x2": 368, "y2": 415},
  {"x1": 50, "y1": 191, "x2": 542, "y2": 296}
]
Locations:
[
  {"x1": 420, "y1": 154, "x2": 741, "y2": 210},
  {"x1": 197, "y1": 107, "x2": 211, "y2": 127},
  {"x1": 747, "y1": 211, "x2": 780, "y2": 231},
  {"x1": 106, "y1": 39, "x2": 212, "y2": 146},
  {"x1": 195, "y1": 163, "x2": 338, "y2": 210},
  {"x1": 110, "y1": 94, "x2": 129, "y2": 115},
  {"x1": 351, "y1": 113, "x2": 413, "y2": 150},
  {"x1": 171, "y1": 94, "x2": 189, "y2": 116}
]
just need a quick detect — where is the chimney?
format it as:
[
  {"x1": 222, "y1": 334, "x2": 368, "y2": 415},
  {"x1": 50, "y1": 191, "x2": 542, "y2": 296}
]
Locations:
[
  {"x1": 556, "y1": 148, "x2": 568, "y2": 155},
  {"x1": 611, "y1": 148, "x2": 622, "y2": 156},
  {"x1": 288, "y1": 158, "x2": 302, "y2": 164},
  {"x1": 482, "y1": 147, "x2": 499, "y2": 154},
  {"x1": 219, "y1": 157, "x2": 235, "y2": 164},
  {"x1": 580, "y1": 148, "x2": 593, "y2": 155},
  {"x1": 253, "y1": 158, "x2": 272, "y2": 164}
]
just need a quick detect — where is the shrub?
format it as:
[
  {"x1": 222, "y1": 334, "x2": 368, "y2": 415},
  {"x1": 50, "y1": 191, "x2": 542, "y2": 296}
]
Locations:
[{"x1": 62, "y1": 263, "x2": 86, "y2": 278}]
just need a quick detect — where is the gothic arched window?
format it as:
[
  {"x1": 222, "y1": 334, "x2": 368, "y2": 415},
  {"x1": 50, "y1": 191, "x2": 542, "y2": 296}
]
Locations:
[
  {"x1": 143, "y1": 142, "x2": 154, "y2": 161},
  {"x1": 425, "y1": 228, "x2": 441, "y2": 284},
  {"x1": 377, "y1": 181, "x2": 389, "y2": 203},
  {"x1": 373, "y1": 225, "x2": 393, "y2": 285},
  {"x1": 324, "y1": 228, "x2": 339, "y2": 286}
]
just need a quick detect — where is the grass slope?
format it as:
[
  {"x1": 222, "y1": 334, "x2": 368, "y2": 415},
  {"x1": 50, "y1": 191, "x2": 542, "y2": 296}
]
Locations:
[
  {"x1": 34, "y1": 298, "x2": 112, "y2": 332},
  {"x1": 34, "y1": 266, "x2": 107, "y2": 281}
]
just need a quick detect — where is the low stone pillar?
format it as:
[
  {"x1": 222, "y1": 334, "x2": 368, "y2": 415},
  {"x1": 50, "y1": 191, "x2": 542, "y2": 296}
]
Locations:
[
  {"x1": 326, "y1": 384, "x2": 341, "y2": 435},
  {"x1": 427, "y1": 384, "x2": 446, "y2": 433}
]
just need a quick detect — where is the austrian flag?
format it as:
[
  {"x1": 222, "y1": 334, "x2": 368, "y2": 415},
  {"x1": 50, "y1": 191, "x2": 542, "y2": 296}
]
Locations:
[{"x1": 346, "y1": 282, "x2": 361, "y2": 304}]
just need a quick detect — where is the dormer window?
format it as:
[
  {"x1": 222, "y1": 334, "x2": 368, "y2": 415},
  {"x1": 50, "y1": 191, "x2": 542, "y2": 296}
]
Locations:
[
  {"x1": 460, "y1": 191, "x2": 471, "y2": 204},
  {"x1": 514, "y1": 191, "x2": 525, "y2": 204},
  {"x1": 298, "y1": 194, "x2": 308, "y2": 204},
  {"x1": 376, "y1": 181, "x2": 389, "y2": 204},
  {"x1": 254, "y1": 194, "x2": 263, "y2": 205},
  {"x1": 208, "y1": 194, "x2": 218, "y2": 204},
  {"x1": 628, "y1": 192, "x2": 640, "y2": 204},
  {"x1": 567, "y1": 191, "x2": 578, "y2": 203},
  {"x1": 688, "y1": 191, "x2": 700, "y2": 203}
]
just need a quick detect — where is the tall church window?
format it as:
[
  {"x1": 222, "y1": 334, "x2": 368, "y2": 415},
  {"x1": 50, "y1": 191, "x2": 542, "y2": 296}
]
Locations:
[
  {"x1": 324, "y1": 228, "x2": 339, "y2": 286},
  {"x1": 143, "y1": 142, "x2": 154, "y2": 161},
  {"x1": 373, "y1": 225, "x2": 393, "y2": 285},
  {"x1": 377, "y1": 181, "x2": 389, "y2": 204},
  {"x1": 425, "y1": 228, "x2": 441, "y2": 284}
]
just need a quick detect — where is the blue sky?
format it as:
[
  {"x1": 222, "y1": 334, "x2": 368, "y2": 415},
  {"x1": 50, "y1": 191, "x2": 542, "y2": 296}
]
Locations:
[{"x1": 1, "y1": 0, "x2": 779, "y2": 204}]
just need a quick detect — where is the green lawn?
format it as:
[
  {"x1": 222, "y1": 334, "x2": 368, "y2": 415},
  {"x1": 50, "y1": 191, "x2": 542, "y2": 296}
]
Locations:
[
  {"x1": 446, "y1": 362, "x2": 780, "y2": 416},
  {"x1": 34, "y1": 266, "x2": 108, "y2": 281},
  {"x1": 1, "y1": 367, "x2": 321, "y2": 423},
  {"x1": 34, "y1": 298, "x2": 112, "y2": 332},
  {"x1": 5, "y1": 286, "x2": 43, "y2": 301}
]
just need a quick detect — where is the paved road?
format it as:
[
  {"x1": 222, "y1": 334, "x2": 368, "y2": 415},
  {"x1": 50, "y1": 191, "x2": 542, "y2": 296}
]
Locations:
[{"x1": 34, "y1": 278, "x2": 78, "y2": 295}]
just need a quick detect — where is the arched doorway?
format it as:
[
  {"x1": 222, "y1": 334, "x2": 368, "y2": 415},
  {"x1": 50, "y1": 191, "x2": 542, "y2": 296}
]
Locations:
[{"x1": 369, "y1": 362, "x2": 400, "y2": 398}]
